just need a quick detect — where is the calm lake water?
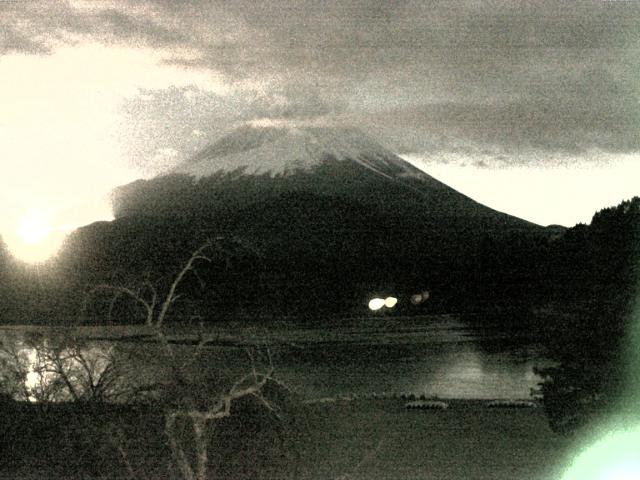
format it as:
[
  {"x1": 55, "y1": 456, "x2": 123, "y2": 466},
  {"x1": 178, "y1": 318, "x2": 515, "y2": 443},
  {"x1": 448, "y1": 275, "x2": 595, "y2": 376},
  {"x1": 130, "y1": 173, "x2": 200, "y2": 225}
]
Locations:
[
  {"x1": 267, "y1": 315, "x2": 550, "y2": 399},
  {"x1": 0, "y1": 315, "x2": 552, "y2": 400}
]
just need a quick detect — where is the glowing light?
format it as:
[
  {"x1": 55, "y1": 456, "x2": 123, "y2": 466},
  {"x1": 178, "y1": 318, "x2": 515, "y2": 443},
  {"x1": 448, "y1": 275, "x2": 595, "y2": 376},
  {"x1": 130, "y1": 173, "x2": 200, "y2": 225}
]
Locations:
[
  {"x1": 368, "y1": 298, "x2": 385, "y2": 311},
  {"x1": 17, "y1": 210, "x2": 51, "y2": 245},
  {"x1": 411, "y1": 290, "x2": 430, "y2": 305},
  {"x1": 6, "y1": 209, "x2": 66, "y2": 263},
  {"x1": 384, "y1": 297, "x2": 398, "y2": 308},
  {"x1": 561, "y1": 425, "x2": 640, "y2": 480},
  {"x1": 12, "y1": 342, "x2": 116, "y2": 402},
  {"x1": 0, "y1": 42, "x2": 232, "y2": 247},
  {"x1": 25, "y1": 371, "x2": 40, "y2": 391}
]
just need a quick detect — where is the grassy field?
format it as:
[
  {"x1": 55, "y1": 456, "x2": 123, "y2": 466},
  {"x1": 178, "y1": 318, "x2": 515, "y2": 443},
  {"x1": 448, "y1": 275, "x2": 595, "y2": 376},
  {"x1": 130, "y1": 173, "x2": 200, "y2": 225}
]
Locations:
[
  {"x1": 1, "y1": 396, "x2": 574, "y2": 480},
  {"x1": 298, "y1": 399, "x2": 572, "y2": 480}
]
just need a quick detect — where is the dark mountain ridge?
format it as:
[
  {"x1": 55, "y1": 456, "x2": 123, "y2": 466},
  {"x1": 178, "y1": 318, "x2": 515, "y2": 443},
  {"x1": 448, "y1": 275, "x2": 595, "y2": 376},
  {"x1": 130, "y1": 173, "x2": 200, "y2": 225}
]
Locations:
[
  {"x1": 113, "y1": 125, "x2": 538, "y2": 231},
  {"x1": 0, "y1": 124, "x2": 565, "y2": 322},
  {"x1": 75, "y1": 124, "x2": 551, "y2": 318}
]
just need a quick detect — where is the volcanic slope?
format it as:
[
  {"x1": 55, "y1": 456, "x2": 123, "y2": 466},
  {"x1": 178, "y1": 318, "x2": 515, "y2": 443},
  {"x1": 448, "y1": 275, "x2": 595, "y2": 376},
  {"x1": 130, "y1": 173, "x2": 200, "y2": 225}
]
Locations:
[
  {"x1": 115, "y1": 124, "x2": 537, "y2": 233},
  {"x1": 63, "y1": 124, "x2": 550, "y2": 316}
]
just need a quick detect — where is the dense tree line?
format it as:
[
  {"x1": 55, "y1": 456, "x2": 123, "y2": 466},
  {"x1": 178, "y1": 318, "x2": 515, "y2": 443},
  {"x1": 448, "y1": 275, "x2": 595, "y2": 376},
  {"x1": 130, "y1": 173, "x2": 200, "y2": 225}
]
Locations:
[{"x1": 535, "y1": 197, "x2": 639, "y2": 433}]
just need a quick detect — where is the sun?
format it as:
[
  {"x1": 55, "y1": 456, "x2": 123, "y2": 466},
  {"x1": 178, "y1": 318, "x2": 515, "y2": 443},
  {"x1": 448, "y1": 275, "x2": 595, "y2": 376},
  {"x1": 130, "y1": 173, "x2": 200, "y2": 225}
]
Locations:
[
  {"x1": 18, "y1": 210, "x2": 52, "y2": 245},
  {"x1": 5, "y1": 209, "x2": 65, "y2": 263}
]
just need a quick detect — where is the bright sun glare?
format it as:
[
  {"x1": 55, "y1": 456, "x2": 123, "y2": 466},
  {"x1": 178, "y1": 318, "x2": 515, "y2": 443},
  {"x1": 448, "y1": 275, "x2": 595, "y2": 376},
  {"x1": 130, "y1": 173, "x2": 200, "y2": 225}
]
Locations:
[
  {"x1": 5, "y1": 209, "x2": 65, "y2": 263},
  {"x1": 18, "y1": 210, "x2": 52, "y2": 245}
]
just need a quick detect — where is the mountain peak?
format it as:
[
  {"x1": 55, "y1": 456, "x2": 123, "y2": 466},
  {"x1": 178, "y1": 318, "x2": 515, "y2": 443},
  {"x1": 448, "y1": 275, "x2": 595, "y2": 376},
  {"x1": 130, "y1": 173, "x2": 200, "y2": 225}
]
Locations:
[{"x1": 174, "y1": 123, "x2": 425, "y2": 179}]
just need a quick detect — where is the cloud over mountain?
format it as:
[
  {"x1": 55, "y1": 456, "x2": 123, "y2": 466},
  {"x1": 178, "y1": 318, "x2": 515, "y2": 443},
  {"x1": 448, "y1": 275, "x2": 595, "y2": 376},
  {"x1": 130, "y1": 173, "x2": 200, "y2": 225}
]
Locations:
[{"x1": 3, "y1": 0, "x2": 640, "y2": 164}]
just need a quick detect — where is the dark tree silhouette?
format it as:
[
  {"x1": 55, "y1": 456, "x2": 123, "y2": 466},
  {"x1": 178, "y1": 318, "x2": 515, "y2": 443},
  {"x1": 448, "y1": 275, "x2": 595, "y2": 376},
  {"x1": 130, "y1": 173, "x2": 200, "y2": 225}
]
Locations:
[{"x1": 536, "y1": 197, "x2": 640, "y2": 433}]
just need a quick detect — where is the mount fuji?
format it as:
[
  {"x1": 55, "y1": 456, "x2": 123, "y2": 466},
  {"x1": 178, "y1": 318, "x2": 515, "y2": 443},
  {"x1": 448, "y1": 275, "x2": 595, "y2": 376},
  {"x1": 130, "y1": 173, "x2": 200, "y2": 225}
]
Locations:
[
  {"x1": 175, "y1": 124, "x2": 427, "y2": 180},
  {"x1": 114, "y1": 123, "x2": 536, "y2": 231},
  {"x1": 64, "y1": 123, "x2": 549, "y2": 317}
]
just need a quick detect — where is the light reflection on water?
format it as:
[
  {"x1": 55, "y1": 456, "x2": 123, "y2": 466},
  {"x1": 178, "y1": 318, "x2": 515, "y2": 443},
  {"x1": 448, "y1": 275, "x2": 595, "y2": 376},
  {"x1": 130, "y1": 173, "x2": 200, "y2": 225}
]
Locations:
[
  {"x1": 274, "y1": 339, "x2": 548, "y2": 399},
  {"x1": 0, "y1": 316, "x2": 551, "y2": 401},
  {"x1": 0, "y1": 335, "x2": 124, "y2": 402}
]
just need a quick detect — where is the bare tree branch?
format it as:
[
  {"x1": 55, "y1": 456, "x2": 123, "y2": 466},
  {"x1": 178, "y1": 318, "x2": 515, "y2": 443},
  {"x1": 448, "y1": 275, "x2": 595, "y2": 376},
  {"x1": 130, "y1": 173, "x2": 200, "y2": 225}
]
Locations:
[
  {"x1": 191, "y1": 417, "x2": 209, "y2": 480},
  {"x1": 66, "y1": 239, "x2": 282, "y2": 480},
  {"x1": 155, "y1": 241, "x2": 212, "y2": 329},
  {"x1": 88, "y1": 284, "x2": 155, "y2": 325},
  {"x1": 166, "y1": 413, "x2": 196, "y2": 480},
  {"x1": 107, "y1": 291, "x2": 123, "y2": 324}
]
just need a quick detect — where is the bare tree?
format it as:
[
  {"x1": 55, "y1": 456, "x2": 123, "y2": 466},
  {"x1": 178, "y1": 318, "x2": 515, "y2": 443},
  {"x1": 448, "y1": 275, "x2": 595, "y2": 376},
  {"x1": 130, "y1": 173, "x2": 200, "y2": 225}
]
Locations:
[
  {"x1": 32, "y1": 336, "x2": 135, "y2": 403},
  {"x1": 0, "y1": 330, "x2": 140, "y2": 404},
  {"x1": 0, "y1": 239, "x2": 285, "y2": 479},
  {"x1": 0, "y1": 335, "x2": 35, "y2": 402},
  {"x1": 83, "y1": 239, "x2": 281, "y2": 480},
  {"x1": 84, "y1": 240, "x2": 213, "y2": 329}
]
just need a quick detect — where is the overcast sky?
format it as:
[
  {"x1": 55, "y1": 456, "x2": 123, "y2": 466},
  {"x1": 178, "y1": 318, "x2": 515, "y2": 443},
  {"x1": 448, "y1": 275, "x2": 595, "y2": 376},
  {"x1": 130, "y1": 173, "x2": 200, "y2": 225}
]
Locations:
[{"x1": 1, "y1": 0, "x2": 640, "y2": 241}]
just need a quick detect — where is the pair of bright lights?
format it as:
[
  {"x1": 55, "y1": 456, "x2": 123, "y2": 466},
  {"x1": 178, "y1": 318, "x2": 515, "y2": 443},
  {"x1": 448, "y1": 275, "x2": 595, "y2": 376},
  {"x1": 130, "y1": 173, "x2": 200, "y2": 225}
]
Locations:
[{"x1": 368, "y1": 297, "x2": 398, "y2": 311}]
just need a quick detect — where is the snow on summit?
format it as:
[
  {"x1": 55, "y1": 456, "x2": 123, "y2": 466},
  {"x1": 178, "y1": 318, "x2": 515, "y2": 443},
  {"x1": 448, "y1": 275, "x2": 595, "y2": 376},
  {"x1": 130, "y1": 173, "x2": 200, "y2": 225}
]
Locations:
[{"x1": 174, "y1": 123, "x2": 425, "y2": 179}]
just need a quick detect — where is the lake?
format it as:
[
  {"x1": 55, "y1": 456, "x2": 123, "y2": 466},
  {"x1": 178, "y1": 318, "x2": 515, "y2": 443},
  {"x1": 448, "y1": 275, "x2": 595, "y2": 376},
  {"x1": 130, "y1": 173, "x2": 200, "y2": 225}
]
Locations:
[
  {"x1": 0, "y1": 315, "x2": 552, "y2": 401},
  {"x1": 256, "y1": 315, "x2": 551, "y2": 399}
]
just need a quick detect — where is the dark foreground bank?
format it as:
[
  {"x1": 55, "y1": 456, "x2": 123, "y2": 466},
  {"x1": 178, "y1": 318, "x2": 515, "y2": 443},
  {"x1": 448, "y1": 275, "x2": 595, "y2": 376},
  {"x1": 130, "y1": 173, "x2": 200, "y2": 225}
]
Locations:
[{"x1": 0, "y1": 394, "x2": 572, "y2": 480}]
